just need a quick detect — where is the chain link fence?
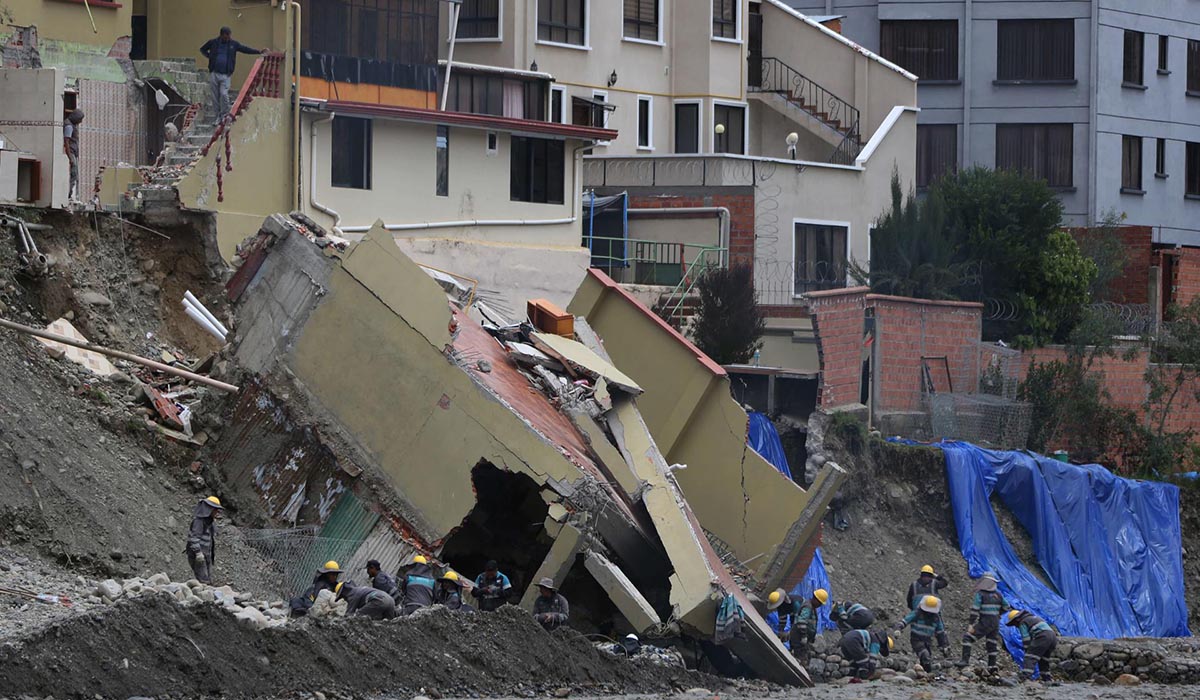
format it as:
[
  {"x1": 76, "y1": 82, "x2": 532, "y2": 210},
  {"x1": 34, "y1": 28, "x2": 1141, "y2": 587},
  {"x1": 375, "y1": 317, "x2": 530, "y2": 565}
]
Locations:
[
  {"x1": 924, "y1": 343, "x2": 1032, "y2": 450},
  {"x1": 240, "y1": 525, "x2": 417, "y2": 597}
]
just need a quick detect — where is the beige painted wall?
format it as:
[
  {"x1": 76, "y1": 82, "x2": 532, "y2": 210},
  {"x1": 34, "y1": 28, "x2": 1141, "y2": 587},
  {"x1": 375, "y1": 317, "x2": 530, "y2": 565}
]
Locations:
[
  {"x1": 303, "y1": 113, "x2": 580, "y2": 247},
  {"x1": 177, "y1": 97, "x2": 291, "y2": 260},
  {"x1": 6, "y1": 0, "x2": 132, "y2": 47},
  {"x1": 145, "y1": 0, "x2": 286, "y2": 92},
  {"x1": 751, "y1": 100, "x2": 838, "y2": 162},
  {"x1": 0, "y1": 68, "x2": 67, "y2": 207}
]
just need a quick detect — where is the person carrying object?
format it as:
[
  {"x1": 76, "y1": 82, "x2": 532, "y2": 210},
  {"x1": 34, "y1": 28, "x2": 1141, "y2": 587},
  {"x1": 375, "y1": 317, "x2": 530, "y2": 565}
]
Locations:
[
  {"x1": 289, "y1": 560, "x2": 342, "y2": 617},
  {"x1": 1007, "y1": 609, "x2": 1058, "y2": 682},
  {"x1": 184, "y1": 495, "x2": 223, "y2": 584},
  {"x1": 958, "y1": 572, "x2": 1008, "y2": 673},
  {"x1": 199, "y1": 26, "x2": 267, "y2": 122},
  {"x1": 894, "y1": 595, "x2": 950, "y2": 672}
]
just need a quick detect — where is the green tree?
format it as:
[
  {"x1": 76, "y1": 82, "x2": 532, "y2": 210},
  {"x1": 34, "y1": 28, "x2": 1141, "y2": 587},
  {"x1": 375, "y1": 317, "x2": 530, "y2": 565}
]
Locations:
[
  {"x1": 1074, "y1": 211, "x2": 1131, "y2": 302},
  {"x1": 689, "y1": 264, "x2": 765, "y2": 365},
  {"x1": 1140, "y1": 300, "x2": 1200, "y2": 475}
]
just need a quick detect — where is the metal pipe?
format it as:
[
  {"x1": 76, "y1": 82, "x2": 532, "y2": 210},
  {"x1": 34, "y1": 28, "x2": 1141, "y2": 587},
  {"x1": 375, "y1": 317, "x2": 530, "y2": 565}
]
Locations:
[
  {"x1": 184, "y1": 290, "x2": 230, "y2": 336},
  {"x1": 441, "y1": 0, "x2": 462, "y2": 111},
  {"x1": 309, "y1": 113, "x2": 343, "y2": 234},
  {"x1": 627, "y1": 206, "x2": 730, "y2": 255},
  {"x1": 0, "y1": 317, "x2": 240, "y2": 393},
  {"x1": 291, "y1": 1, "x2": 303, "y2": 211},
  {"x1": 183, "y1": 304, "x2": 228, "y2": 343},
  {"x1": 339, "y1": 216, "x2": 577, "y2": 233}
]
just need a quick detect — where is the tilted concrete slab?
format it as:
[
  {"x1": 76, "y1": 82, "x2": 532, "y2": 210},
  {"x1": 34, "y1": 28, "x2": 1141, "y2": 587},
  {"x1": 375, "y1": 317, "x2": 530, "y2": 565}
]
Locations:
[
  {"x1": 584, "y1": 550, "x2": 661, "y2": 634},
  {"x1": 530, "y1": 331, "x2": 643, "y2": 394}
]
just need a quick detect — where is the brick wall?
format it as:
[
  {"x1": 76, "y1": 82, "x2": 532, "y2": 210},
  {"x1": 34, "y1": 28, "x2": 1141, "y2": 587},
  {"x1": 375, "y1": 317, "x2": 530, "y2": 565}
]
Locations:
[
  {"x1": 1164, "y1": 247, "x2": 1200, "y2": 310},
  {"x1": 1018, "y1": 345, "x2": 1150, "y2": 412},
  {"x1": 1067, "y1": 225, "x2": 1153, "y2": 304},
  {"x1": 806, "y1": 287, "x2": 867, "y2": 407},
  {"x1": 760, "y1": 304, "x2": 810, "y2": 319},
  {"x1": 871, "y1": 295, "x2": 983, "y2": 413},
  {"x1": 627, "y1": 193, "x2": 756, "y2": 266}
]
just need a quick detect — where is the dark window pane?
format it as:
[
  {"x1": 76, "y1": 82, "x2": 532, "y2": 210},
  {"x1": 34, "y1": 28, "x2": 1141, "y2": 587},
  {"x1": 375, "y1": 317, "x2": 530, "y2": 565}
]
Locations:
[
  {"x1": 1123, "y1": 31, "x2": 1144, "y2": 86},
  {"x1": 916, "y1": 124, "x2": 957, "y2": 189},
  {"x1": 1160, "y1": 35, "x2": 1170, "y2": 72},
  {"x1": 511, "y1": 136, "x2": 564, "y2": 204},
  {"x1": 638, "y1": 98, "x2": 651, "y2": 148},
  {"x1": 539, "y1": 0, "x2": 586, "y2": 46},
  {"x1": 436, "y1": 125, "x2": 449, "y2": 197},
  {"x1": 995, "y1": 123, "x2": 1073, "y2": 188},
  {"x1": 302, "y1": 0, "x2": 438, "y2": 64},
  {"x1": 997, "y1": 19, "x2": 1075, "y2": 81},
  {"x1": 1157, "y1": 137, "x2": 1167, "y2": 176},
  {"x1": 675, "y1": 103, "x2": 699, "y2": 153},
  {"x1": 459, "y1": 0, "x2": 500, "y2": 39},
  {"x1": 1122, "y1": 135, "x2": 1142, "y2": 191},
  {"x1": 880, "y1": 21, "x2": 958, "y2": 81},
  {"x1": 1189, "y1": 40, "x2": 1200, "y2": 93},
  {"x1": 624, "y1": 0, "x2": 658, "y2": 41},
  {"x1": 551, "y1": 89, "x2": 563, "y2": 123},
  {"x1": 1187, "y1": 142, "x2": 1200, "y2": 196},
  {"x1": 794, "y1": 223, "x2": 848, "y2": 294},
  {"x1": 712, "y1": 0, "x2": 736, "y2": 39},
  {"x1": 714, "y1": 104, "x2": 745, "y2": 154},
  {"x1": 331, "y1": 116, "x2": 371, "y2": 189}
]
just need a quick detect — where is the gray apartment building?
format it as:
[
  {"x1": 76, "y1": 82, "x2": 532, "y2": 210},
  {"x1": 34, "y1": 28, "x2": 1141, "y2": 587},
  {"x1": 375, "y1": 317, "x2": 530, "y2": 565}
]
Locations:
[{"x1": 786, "y1": 1, "x2": 1200, "y2": 245}]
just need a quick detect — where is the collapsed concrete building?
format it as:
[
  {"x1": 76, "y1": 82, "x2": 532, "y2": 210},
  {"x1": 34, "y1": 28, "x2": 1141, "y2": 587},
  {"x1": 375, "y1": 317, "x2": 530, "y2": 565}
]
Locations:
[{"x1": 217, "y1": 214, "x2": 844, "y2": 685}]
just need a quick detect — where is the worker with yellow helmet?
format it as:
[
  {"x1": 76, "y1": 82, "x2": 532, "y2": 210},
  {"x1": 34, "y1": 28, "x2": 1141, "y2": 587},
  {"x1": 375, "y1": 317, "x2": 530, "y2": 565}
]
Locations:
[
  {"x1": 764, "y1": 588, "x2": 793, "y2": 648},
  {"x1": 893, "y1": 595, "x2": 949, "y2": 672},
  {"x1": 789, "y1": 588, "x2": 829, "y2": 664},
  {"x1": 435, "y1": 570, "x2": 473, "y2": 612},
  {"x1": 184, "y1": 495, "x2": 224, "y2": 584},
  {"x1": 289, "y1": 560, "x2": 344, "y2": 617},
  {"x1": 839, "y1": 626, "x2": 894, "y2": 681},
  {"x1": 906, "y1": 564, "x2": 949, "y2": 611},
  {"x1": 1006, "y1": 609, "x2": 1058, "y2": 682},
  {"x1": 398, "y1": 554, "x2": 437, "y2": 615}
]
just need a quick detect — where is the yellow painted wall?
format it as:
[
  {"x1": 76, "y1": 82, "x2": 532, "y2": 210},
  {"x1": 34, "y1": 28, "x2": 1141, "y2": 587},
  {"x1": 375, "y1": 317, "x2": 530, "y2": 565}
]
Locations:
[
  {"x1": 176, "y1": 97, "x2": 291, "y2": 260},
  {"x1": 6, "y1": 0, "x2": 132, "y2": 47},
  {"x1": 569, "y1": 273, "x2": 832, "y2": 584},
  {"x1": 144, "y1": 0, "x2": 286, "y2": 91}
]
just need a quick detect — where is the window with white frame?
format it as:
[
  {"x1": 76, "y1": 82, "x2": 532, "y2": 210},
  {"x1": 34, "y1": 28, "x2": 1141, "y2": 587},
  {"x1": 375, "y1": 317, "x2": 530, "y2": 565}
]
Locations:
[
  {"x1": 794, "y1": 222, "x2": 849, "y2": 295},
  {"x1": 712, "y1": 0, "x2": 737, "y2": 40},
  {"x1": 551, "y1": 86, "x2": 565, "y2": 123},
  {"x1": 624, "y1": 0, "x2": 659, "y2": 42},
  {"x1": 713, "y1": 103, "x2": 745, "y2": 154},
  {"x1": 637, "y1": 96, "x2": 653, "y2": 149},
  {"x1": 538, "y1": 0, "x2": 586, "y2": 46},
  {"x1": 674, "y1": 102, "x2": 700, "y2": 153}
]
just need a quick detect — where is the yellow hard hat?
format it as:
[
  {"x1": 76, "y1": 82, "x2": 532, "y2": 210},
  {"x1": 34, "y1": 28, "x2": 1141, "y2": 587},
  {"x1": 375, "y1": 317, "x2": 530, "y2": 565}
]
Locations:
[
  {"x1": 919, "y1": 595, "x2": 942, "y2": 613},
  {"x1": 334, "y1": 582, "x2": 344, "y2": 595},
  {"x1": 413, "y1": 555, "x2": 428, "y2": 565},
  {"x1": 441, "y1": 570, "x2": 460, "y2": 582},
  {"x1": 767, "y1": 589, "x2": 785, "y2": 610},
  {"x1": 887, "y1": 635, "x2": 894, "y2": 650},
  {"x1": 813, "y1": 588, "x2": 829, "y2": 605},
  {"x1": 204, "y1": 496, "x2": 224, "y2": 509},
  {"x1": 920, "y1": 565, "x2": 935, "y2": 575},
  {"x1": 1006, "y1": 610, "x2": 1022, "y2": 624},
  {"x1": 319, "y1": 560, "x2": 342, "y2": 574}
]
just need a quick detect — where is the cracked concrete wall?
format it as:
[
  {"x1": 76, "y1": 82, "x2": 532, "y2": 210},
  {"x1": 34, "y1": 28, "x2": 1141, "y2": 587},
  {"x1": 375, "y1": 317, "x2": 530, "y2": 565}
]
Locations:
[
  {"x1": 0, "y1": 68, "x2": 68, "y2": 207},
  {"x1": 570, "y1": 269, "x2": 844, "y2": 591},
  {"x1": 177, "y1": 98, "x2": 291, "y2": 262},
  {"x1": 5, "y1": 1, "x2": 132, "y2": 48}
]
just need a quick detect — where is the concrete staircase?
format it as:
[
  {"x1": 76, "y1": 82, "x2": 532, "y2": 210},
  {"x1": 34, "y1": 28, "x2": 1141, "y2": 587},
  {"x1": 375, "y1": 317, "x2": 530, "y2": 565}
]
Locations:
[
  {"x1": 655, "y1": 291, "x2": 701, "y2": 332},
  {"x1": 749, "y1": 56, "x2": 862, "y2": 164},
  {"x1": 134, "y1": 57, "x2": 211, "y2": 107}
]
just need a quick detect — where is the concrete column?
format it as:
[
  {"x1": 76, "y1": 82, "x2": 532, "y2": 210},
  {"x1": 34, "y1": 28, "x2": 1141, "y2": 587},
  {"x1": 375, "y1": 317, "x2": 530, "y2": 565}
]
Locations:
[
  {"x1": 583, "y1": 551, "x2": 661, "y2": 633},
  {"x1": 519, "y1": 523, "x2": 585, "y2": 610}
]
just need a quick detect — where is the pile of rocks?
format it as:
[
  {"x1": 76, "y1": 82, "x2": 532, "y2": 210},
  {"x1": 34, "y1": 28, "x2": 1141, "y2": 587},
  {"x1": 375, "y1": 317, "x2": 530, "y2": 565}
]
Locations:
[
  {"x1": 802, "y1": 632, "x2": 920, "y2": 682},
  {"x1": 91, "y1": 573, "x2": 306, "y2": 630},
  {"x1": 1048, "y1": 637, "x2": 1200, "y2": 684}
]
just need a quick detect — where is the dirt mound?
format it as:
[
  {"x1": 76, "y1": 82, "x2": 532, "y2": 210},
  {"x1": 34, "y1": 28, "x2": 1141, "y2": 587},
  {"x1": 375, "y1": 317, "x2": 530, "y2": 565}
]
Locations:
[
  {"x1": 1178, "y1": 480, "x2": 1200, "y2": 634},
  {"x1": 0, "y1": 595, "x2": 715, "y2": 698}
]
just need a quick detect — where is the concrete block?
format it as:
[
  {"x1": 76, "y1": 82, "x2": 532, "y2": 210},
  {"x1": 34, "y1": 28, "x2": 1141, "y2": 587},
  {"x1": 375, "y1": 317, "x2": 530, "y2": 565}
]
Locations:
[{"x1": 583, "y1": 550, "x2": 661, "y2": 633}]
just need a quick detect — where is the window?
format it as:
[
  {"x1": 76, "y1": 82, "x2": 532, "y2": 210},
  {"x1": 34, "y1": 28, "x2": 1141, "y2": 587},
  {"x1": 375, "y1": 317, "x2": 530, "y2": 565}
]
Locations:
[
  {"x1": 1156, "y1": 138, "x2": 1167, "y2": 177},
  {"x1": 1189, "y1": 40, "x2": 1200, "y2": 94},
  {"x1": 331, "y1": 117, "x2": 371, "y2": 189},
  {"x1": 538, "y1": 0, "x2": 586, "y2": 46},
  {"x1": 996, "y1": 19, "x2": 1074, "y2": 82},
  {"x1": 675, "y1": 102, "x2": 700, "y2": 153},
  {"x1": 713, "y1": 103, "x2": 745, "y2": 155},
  {"x1": 486, "y1": 132, "x2": 498, "y2": 153},
  {"x1": 880, "y1": 21, "x2": 958, "y2": 82},
  {"x1": 624, "y1": 0, "x2": 659, "y2": 42},
  {"x1": 916, "y1": 124, "x2": 957, "y2": 189},
  {"x1": 459, "y1": 0, "x2": 500, "y2": 39},
  {"x1": 446, "y1": 73, "x2": 545, "y2": 120},
  {"x1": 1159, "y1": 36, "x2": 1170, "y2": 73},
  {"x1": 511, "y1": 136, "x2": 565, "y2": 204},
  {"x1": 1121, "y1": 136, "x2": 1142, "y2": 192},
  {"x1": 301, "y1": 0, "x2": 439, "y2": 65},
  {"x1": 794, "y1": 222, "x2": 848, "y2": 295},
  {"x1": 1123, "y1": 31, "x2": 1144, "y2": 86},
  {"x1": 572, "y1": 96, "x2": 608, "y2": 127},
  {"x1": 436, "y1": 125, "x2": 449, "y2": 196},
  {"x1": 712, "y1": 0, "x2": 737, "y2": 40},
  {"x1": 1187, "y1": 142, "x2": 1200, "y2": 197},
  {"x1": 637, "y1": 96, "x2": 652, "y2": 149},
  {"x1": 551, "y1": 87, "x2": 565, "y2": 123},
  {"x1": 995, "y1": 123, "x2": 1073, "y2": 188}
]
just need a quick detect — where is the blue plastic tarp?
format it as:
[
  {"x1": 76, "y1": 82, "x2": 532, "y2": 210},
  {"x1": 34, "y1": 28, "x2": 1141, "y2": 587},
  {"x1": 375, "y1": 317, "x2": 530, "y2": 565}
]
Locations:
[
  {"x1": 790, "y1": 547, "x2": 838, "y2": 632},
  {"x1": 936, "y1": 441, "x2": 1190, "y2": 662},
  {"x1": 748, "y1": 412, "x2": 792, "y2": 480}
]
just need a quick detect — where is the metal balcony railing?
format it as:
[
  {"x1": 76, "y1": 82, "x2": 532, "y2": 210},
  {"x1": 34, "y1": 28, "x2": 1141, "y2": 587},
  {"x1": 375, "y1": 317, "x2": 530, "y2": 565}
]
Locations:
[
  {"x1": 584, "y1": 235, "x2": 725, "y2": 288},
  {"x1": 749, "y1": 56, "x2": 862, "y2": 164}
]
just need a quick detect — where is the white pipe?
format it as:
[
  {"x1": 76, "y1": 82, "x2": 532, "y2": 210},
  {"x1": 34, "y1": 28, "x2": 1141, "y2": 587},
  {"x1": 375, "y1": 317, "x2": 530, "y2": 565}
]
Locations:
[
  {"x1": 339, "y1": 216, "x2": 577, "y2": 233},
  {"x1": 441, "y1": 0, "x2": 461, "y2": 111},
  {"x1": 183, "y1": 290, "x2": 229, "y2": 337},
  {"x1": 309, "y1": 113, "x2": 343, "y2": 235},
  {"x1": 627, "y1": 206, "x2": 730, "y2": 254},
  {"x1": 184, "y1": 305, "x2": 227, "y2": 343}
]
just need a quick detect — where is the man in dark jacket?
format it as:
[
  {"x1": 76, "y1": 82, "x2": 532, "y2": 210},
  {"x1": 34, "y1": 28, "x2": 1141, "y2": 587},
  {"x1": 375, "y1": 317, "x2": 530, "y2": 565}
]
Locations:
[
  {"x1": 366, "y1": 560, "x2": 398, "y2": 597},
  {"x1": 1007, "y1": 609, "x2": 1057, "y2": 682},
  {"x1": 532, "y1": 577, "x2": 569, "y2": 631},
  {"x1": 839, "y1": 627, "x2": 893, "y2": 680},
  {"x1": 832, "y1": 600, "x2": 875, "y2": 633},
  {"x1": 789, "y1": 588, "x2": 828, "y2": 663},
  {"x1": 472, "y1": 560, "x2": 513, "y2": 611},
  {"x1": 289, "y1": 560, "x2": 342, "y2": 617},
  {"x1": 184, "y1": 496, "x2": 223, "y2": 583},
  {"x1": 894, "y1": 595, "x2": 949, "y2": 672},
  {"x1": 906, "y1": 565, "x2": 949, "y2": 610},
  {"x1": 958, "y1": 572, "x2": 1008, "y2": 673},
  {"x1": 62, "y1": 109, "x2": 84, "y2": 200},
  {"x1": 199, "y1": 27, "x2": 266, "y2": 122},
  {"x1": 435, "y1": 571, "x2": 473, "y2": 611},
  {"x1": 399, "y1": 555, "x2": 436, "y2": 615},
  {"x1": 338, "y1": 581, "x2": 398, "y2": 620}
]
